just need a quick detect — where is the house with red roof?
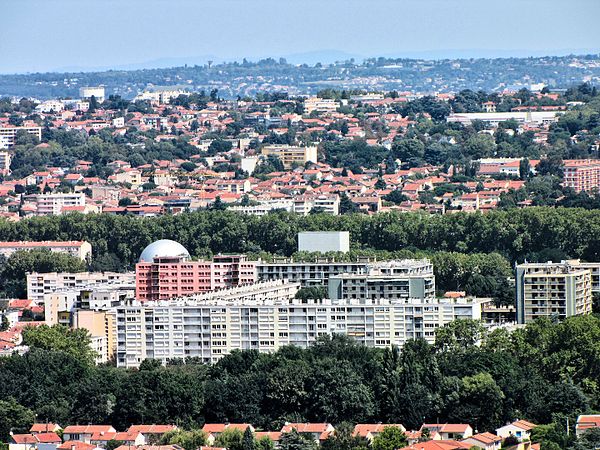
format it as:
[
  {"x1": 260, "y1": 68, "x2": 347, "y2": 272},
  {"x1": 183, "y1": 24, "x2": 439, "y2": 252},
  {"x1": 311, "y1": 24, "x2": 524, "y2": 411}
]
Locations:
[
  {"x1": 31, "y1": 424, "x2": 62, "y2": 435},
  {"x1": 62, "y1": 426, "x2": 116, "y2": 444},
  {"x1": 399, "y1": 440, "x2": 471, "y2": 450},
  {"x1": 280, "y1": 423, "x2": 335, "y2": 443},
  {"x1": 352, "y1": 424, "x2": 406, "y2": 442},
  {"x1": 420, "y1": 424, "x2": 473, "y2": 441},
  {"x1": 496, "y1": 420, "x2": 536, "y2": 441},
  {"x1": 126, "y1": 425, "x2": 178, "y2": 442},
  {"x1": 461, "y1": 432, "x2": 502, "y2": 450},
  {"x1": 576, "y1": 415, "x2": 600, "y2": 438},
  {"x1": 90, "y1": 431, "x2": 145, "y2": 448},
  {"x1": 10, "y1": 432, "x2": 62, "y2": 450}
]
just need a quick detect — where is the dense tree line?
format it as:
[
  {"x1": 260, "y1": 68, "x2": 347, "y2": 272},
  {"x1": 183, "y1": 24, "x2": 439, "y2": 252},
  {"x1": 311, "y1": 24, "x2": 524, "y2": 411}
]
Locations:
[
  {"x1": 0, "y1": 207, "x2": 599, "y2": 268},
  {"x1": 2, "y1": 317, "x2": 600, "y2": 450}
]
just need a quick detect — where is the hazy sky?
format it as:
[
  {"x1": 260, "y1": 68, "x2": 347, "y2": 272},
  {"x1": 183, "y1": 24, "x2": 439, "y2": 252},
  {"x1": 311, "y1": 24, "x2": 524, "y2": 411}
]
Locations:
[{"x1": 1, "y1": 0, "x2": 599, "y2": 74}]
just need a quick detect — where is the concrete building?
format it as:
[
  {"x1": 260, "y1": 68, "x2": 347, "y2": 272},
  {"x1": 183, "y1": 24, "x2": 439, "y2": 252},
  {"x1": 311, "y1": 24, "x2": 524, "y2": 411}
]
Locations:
[
  {"x1": 257, "y1": 256, "x2": 374, "y2": 286},
  {"x1": 44, "y1": 283, "x2": 135, "y2": 326},
  {"x1": 292, "y1": 195, "x2": 340, "y2": 215},
  {"x1": 304, "y1": 97, "x2": 339, "y2": 114},
  {"x1": 0, "y1": 241, "x2": 92, "y2": 261},
  {"x1": 116, "y1": 284, "x2": 484, "y2": 368},
  {"x1": 35, "y1": 193, "x2": 86, "y2": 215},
  {"x1": 298, "y1": 231, "x2": 350, "y2": 253},
  {"x1": 0, "y1": 125, "x2": 42, "y2": 148},
  {"x1": 0, "y1": 151, "x2": 11, "y2": 175},
  {"x1": 79, "y1": 86, "x2": 106, "y2": 103},
  {"x1": 261, "y1": 144, "x2": 318, "y2": 169},
  {"x1": 328, "y1": 259, "x2": 436, "y2": 301},
  {"x1": 446, "y1": 111, "x2": 561, "y2": 126},
  {"x1": 562, "y1": 159, "x2": 600, "y2": 193},
  {"x1": 135, "y1": 240, "x2": 257, "y2": 301},
  {"x1": 117, "y1": 280, "x2": 300, "y2": 367},
  {"x1": 28, "y1": 271, "x2": 135, "y2": 305},
  {"x1": 73, "y1": 309, "x2": 117, "y2": 364},
  {"x1": 515, "y1": 260, "x2": 593, "y2": 324}
]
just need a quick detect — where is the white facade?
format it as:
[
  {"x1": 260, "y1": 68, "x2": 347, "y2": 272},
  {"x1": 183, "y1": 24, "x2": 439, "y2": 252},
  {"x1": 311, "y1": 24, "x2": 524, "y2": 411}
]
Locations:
[
  {"x1": 28, "y1": 271, "x2": 135, "y2": 305},
  {"x1": 447, "y1": 111, "x2": 561, "y2": 126},
  {"x1": 0, "y1": 240, "x2": 92, "y2": 261},
  {"x1": 79, "y1": 86, "x2": 106, "y2": 103},
  {"x1": 257, "y1": 257, "x2": 374, "y2": 286},
  {"x1": 298, "y1": 231, "x2": 350, "y2": 253},
  {"x1": 35, "y1": 193, "x2": 86, "y2": 215},
  {"x1": 0, "y1": 125, "x2": 42, "y2": 148},
  {"x1": 117, "y1": 291, "x2": 484, "y2": 368}
]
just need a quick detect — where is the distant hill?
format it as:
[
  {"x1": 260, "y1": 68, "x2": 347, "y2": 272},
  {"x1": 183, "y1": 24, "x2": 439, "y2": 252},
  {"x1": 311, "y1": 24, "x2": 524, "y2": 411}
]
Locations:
[{"x1": 1, "y1": 54, "x2": 599, "y2": 99}]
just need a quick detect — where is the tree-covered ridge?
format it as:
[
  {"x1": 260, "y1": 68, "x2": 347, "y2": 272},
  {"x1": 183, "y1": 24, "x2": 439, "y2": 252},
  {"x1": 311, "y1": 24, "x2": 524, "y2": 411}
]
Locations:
[
  {"x1": 1, "y1": 55, "x2": 599, "y2": 99},
  {"x1": 1, "y1": 316, "x2": 599, "y2": 450}
]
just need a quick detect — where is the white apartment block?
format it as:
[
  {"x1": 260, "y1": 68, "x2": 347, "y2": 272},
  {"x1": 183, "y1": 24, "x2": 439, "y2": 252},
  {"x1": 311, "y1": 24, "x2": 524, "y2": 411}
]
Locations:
[
  {"x1": 516, "y1": 260, "x2": 594, "y2": 324},
  {"x1": 116, "y1": 290, "x2": 484, "y2": 368},
  {"x1": 304, "y1": 97, "x2": 339, "y2": 114},
  {"x1": 35, "y1": 192, "x2": 86, "y2": 215},
  {"x1": 292, "y1": 194, "x2": 339, "y2": 215},
  {"x1": 328, "y1": 259, "x2": 436, "y2": 301},
  {"x1": 28, "y1": 271, "x2": 135, "y2": 305},
  {"x1": 0, "y1": 125, "x2": 42, "y2": 148},
  {"x1": 0, "y1": 240, "x2": 92, "y2": 261},
  {"x1": 79, "y1": 86, "x2": 106, "y2": 103},
  {"x1": 257, "y1": 257, "x2": 375, "y2": 286},
  {"x1": 230, "y1": 199, "x2": 294, "y2": 216},
  {"x1": 447, "y1": 111, "x2": 561, "y2": 126}
]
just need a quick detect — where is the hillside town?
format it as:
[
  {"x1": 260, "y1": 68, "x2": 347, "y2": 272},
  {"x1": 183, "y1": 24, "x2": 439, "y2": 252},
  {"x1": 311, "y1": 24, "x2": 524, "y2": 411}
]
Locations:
[{"x1": 0, "y1": 82, "x2": 599, "y2": 219}]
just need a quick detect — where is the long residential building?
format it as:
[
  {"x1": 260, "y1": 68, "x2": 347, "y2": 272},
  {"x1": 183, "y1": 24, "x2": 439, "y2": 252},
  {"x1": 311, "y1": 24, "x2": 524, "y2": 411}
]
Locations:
[
  {"x1": 27, "y1": 271, "x2": 135, "y2": 305},
  {"x1": 256, "y1": 257, "x2": 375, "y2": 286},
  {"x1": 515, "y1": 260, "x2": 594, "y2": 324},
  {"x1": 117, "y1": 280, "x2": 301, "y2": 367},
  {"x1": 0, "y1": 125, "x2": 42, "y2": 148},
  {"x1": 327, "y1": 259, "x2": 436, "y2": 301},
  {"x1": 116, "y1": 285, "x2": 484, "y2": 368},
  {"x1": 0, "y1": 240, "x2": 92, "y2": 261},
  {"x1": 35, "y1": 192, "x2": 86, "y2": 215}
]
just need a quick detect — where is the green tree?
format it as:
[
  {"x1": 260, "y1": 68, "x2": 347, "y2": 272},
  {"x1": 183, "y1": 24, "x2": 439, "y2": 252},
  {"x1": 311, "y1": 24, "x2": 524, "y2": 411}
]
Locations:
[
  {"x1": 339, "y1": 193, "x2": 359, "y2": 214},
  {"x1": 215, "y1": 428, "x2": 245, "y2": 450},
  {"x1": 279, "y1": 430, "x2": 318, "y2": 450},
  {"x1": 106, "y1": 441, "x2": 124, "y2": 450},
  {"x1": 0, "y1": 398, "x2": 35, "y2": 441},
  {"x1": 243, "y1": 427, "x2": 256, "y2": 450},
  {"x1": 0, "y1": 249, "x2": 85, "y2": 298},
  {"x1": 160, "y1": 430, "x2": 207, "y2": 450},
  {"x1": 321, "y1": 423, "x2": 369, "y2": 450},
  {"x1": 371, "y1": 426, "x2": 408, "y2": 450},
  {"x1": 0, "y1": 315, "x2": 9, "y2": 332},
  {"x1": 22, "y1": 325, "x2": 96, "y2": 366}
]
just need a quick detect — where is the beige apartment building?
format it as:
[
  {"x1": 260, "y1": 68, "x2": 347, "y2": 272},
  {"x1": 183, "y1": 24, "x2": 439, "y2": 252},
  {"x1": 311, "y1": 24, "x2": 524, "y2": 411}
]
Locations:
[
  {"x1": 0, "y1": 240, "x2": 92, "y2": 261},
  {"x1": 516, "y1": 260, "x2": 594, "y2": 323},
  {"x1": 261, "y1": 144, "x2": 318, "y2": 169},
  {"x1": 73, "y1": 309, "x2": 117, "y2": 364}
]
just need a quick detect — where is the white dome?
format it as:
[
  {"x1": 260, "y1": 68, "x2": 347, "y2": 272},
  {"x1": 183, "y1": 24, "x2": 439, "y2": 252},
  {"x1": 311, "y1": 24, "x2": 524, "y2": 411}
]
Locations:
[{"x1": 139, "y1": 239, "x2": 190, "y2": 263}]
